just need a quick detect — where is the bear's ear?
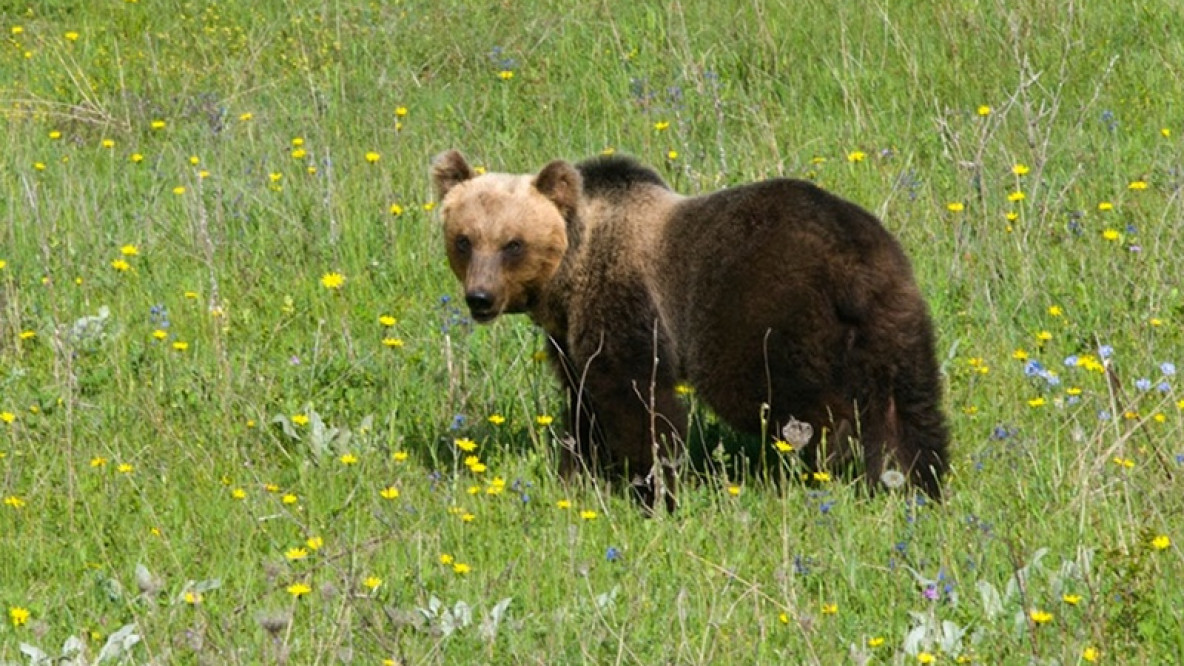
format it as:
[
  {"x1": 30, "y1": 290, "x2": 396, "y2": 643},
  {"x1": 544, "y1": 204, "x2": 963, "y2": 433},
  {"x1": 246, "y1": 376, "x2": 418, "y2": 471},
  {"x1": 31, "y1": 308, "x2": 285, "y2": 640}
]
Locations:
[
  {"x1": 533, "y1": 160, "x2": 582, "y2": 217},
  {"x1": 431, "y1": 150, "x2": 476, "y2": 200}
]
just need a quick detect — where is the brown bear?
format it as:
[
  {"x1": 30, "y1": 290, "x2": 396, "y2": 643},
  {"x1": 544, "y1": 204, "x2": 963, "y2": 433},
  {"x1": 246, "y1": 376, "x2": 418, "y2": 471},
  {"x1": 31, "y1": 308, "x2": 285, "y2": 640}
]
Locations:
[{"x1": 431, "y1": 150, "x2": 949, "y2": 509}]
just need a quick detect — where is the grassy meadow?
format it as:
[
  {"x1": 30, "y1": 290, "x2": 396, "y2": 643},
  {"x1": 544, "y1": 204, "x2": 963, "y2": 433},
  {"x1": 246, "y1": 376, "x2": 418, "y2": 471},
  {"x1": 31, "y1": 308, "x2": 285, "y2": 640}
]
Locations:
[{"x1": 2, "y1": 0, "x2": 1184, "y2": 663}]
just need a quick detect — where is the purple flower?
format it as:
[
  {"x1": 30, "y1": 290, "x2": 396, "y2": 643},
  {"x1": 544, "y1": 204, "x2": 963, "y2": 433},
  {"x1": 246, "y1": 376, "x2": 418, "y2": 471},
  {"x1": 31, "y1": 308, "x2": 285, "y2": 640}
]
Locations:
[{"x1": 923, "y1": 585, "x2": 939, "y2": 601}]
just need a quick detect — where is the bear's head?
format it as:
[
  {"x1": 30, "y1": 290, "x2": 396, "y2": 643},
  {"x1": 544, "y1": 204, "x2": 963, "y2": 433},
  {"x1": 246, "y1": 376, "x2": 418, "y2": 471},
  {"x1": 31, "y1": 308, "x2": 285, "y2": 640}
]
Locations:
[{"x1": 431, "y1": 150, "x2": 580, "y2": 323}]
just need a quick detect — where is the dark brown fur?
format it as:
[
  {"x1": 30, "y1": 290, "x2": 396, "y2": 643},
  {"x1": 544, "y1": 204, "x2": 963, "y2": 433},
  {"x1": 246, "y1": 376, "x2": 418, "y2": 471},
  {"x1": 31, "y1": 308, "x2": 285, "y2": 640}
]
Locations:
[{"x1": 432, "y1": 150, "x2": 949, "y2": 508}]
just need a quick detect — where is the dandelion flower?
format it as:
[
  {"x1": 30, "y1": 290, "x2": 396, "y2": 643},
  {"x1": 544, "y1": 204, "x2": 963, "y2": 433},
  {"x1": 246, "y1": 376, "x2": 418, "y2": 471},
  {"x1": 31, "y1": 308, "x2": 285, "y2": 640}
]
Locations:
[
  {"x1": 947, "y1": 202, "x2": 964, "y2": 212},
  {"x1": 381, "y1": 337, "x2": 404, "y2": 348},
  {"x1": 379, "y1": 315, "x2": 397, "y2": 327},
  {"x1": 9, "y1": 607, "x2": 30, "y2": 627},
  {"x1": 1008, "y1": 191, "x2": 1026, "y2": 202},
  {"x1": 239, "y1": 112, "x2": 253, "y2": 122},
  {"x1": 339, "y1": 453, "x2": 358, "y2": 465},
  {"x1": 469, "y1": 462, "x2": 487, "y2": 473},
  {"x1": 455, "y1": 438, "x2": 478, "y2": 452},
  {"x1": 392, "y1": 451, "x2": 409, "y2": 463},
  {"x1": 536, "y1": 414, "x2": 554, "y2": 426},
  {"x1": 1062, "y1": 593, "x2": 1082, "y2": 605},
  {"x1": 820, "y1": 603, "x2": 838, "y2": 615},
  {"x1": 1029, "y1": 609, "x2": 1053, "y2": 624},
  {"x1": 867, "y1": 637, "x2": 885, "y2": 648},
  {"x1": 172, "y1": 341, "x2": 189, "y2": 352},
  {"x1": 306, "y1": 536, "x2": 323, "y2": 551},
  {"x1": 395, "y1": 106, "x2": 408, "y2": 117},
  {"x1": 1047, "y1": 305, "x2": 1063, "y2": 317},
  {"x1": 286, "y1": 582, "x2": 312, "y2": 598},
  {"x1": 580, "y1": 509, "x2": 598, "y2": 521},
  {"x1": 90, "y1": 456, "x2": 107, "y2": 467},
  {"x1": 49, "y1": 130, "x2": 62, "y2": 140},
  {"x1": 1012, "y1": 164, "x2": 1030, "y2": 175},
  {"x1": 653, "y1": 121, "x2": 670, "y2": 131},
  {"x1": 320, "y1": 272, "x2": 345, "y2": 289},
  {"x1": 1151, "y1": 535, "x2": 1171, "y2": 550},
  {"x1": 380, "y1": 486, "x2": 400, "y2": 500},
  {"x1": 666, "y1": 150, "x2": 679, "y2": 160},
  {"x1": 918, "y1": 652, "x2": 936, "y2": 664},
  {"x1": 173, "y1": 186, "x2": 186, "y2": 195},
  {"x1": 0, "y1": 412, "x2": 14, "y2": 424},
  {"x1": 773, "y1": 439, "x2": 793, "y2": 453},
  {"x1": 231, "y1": 488, "x2": 247, "y2": 500},
  {"x1": 439, "y1": 553, "x2": 454, "y2": 565},
  {"x1": 497, "y1": 70, "x2": 514, "y2": 80},
  {"x1": 0, "y1": 260, "x2": 5, "y2": 270},
  {"x1": 778, "y1": 612, "x2": 790, "y2": 624},
  {"x1": 880, "y1": 469, "x2": 906, "y2": 489},
  {"x1": 111, "y1": 259, "x2": 131, "y2": 272},
  {"x1": 1027, "y1": 397, "x2": 1046, "y2": 407},
  {"x1": 556, "y1": 499, "x2": 572, "y2": 509},
  {"x1": 847, "y1": 150, "x2": 866, "y2": 163},
  {"x1": 389, "y1": 203, "x2": 404, "y2": 216},
  {"x1": 291, "y1": 414, "x2": 310, "y2": 426},
  {"x1": 117, "y1": 463, "x2": 134, "y2": 474},
  {"x1": 1128, "y1": 180, "x2": 1148, "y2": 190},
  {"x1": 365, "y1": 151, "x2": 381, "y2": 164},
  {"x1": 488, "y1": 413, "x2": 506, "y2": 425},
  {"x1": 453, "y1": 562, "x2": 472, "y2": 574},
  {"x1": 1083, "y1": 647, "x2": 1099, "y2": 663},
  {"x1": 1097, "y1": 201, "x2": 1113, "y2": 211},
  {"x1": 4, "y1": 496, "x2": 25, "y2": 509},
  {"x1": 150, "y1": 120, "x2": 165, "y2": 130},
  {"x1": 976, "y1": 105, "x2": 991, "y2": 116},
  {"x1": 812, "y1": 471, "x2": 831, "y2": 482},
  {"x1": 282, "y1": 493, "x2": 298, "y2": 505},
  {"x1": 120, "y1": 244, "x2": 139, "y2": 256}
]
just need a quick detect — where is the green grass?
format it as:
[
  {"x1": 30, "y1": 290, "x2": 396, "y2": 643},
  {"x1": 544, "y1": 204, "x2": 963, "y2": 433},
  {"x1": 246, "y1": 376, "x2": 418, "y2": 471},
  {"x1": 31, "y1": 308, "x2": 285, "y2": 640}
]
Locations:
[{"x1": 2, "y1": 0, "x2": 1183, "y2": 663}]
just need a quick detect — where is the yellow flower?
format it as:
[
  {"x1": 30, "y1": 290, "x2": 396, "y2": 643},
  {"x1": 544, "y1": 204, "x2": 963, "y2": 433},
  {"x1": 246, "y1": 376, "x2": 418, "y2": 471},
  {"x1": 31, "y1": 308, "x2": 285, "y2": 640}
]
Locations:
[
  {"x1": 285, "y1": 547, "x2": 308, "y2": 561},
  {"x1": 282, "y1": 493, "x2": 298, "y2": 504},
  {"x1": 664, "y1": 150, "x2": 677, "y2": 160},
  {"x1": 150, "y1": 120, "x2": 165, "y2": 130},
  {"x1": 580, "y1": 509, "x2": 598, "y2": 521},
  {"x1": 1066, "y1": 387, "x2": 1082, "y2": 396},
  {"x1": 264, "y1": 483, "x2": 280, "y2": 493},
  {"x1": 601, "y1": 147, "x2": 617, "y2": 156},
  {"x1": 0, "y1": 260, "x2": 5, "y2": 270},
  {"x1": 461, "y1": 512, "x2": 476, "y2": 522},
  {"x1": 121, "y1": 244, "x2": 139, "y2": 256},
  {"x1": 654, "y1": 121, "x2": 670, "y2": 131},
  {"x1": 812, "y1": 471, "x2": 831, "y2": 482},
  {"x1": 287, "y1": 582, "x2": 312, "y2": 598},
  {"x1": 33, "y1": 162, "x2": 46, "y2": 171},
  {"x1": 1082, "y1": 647, "x2": 1100, "y2": 662},
  {"x1": 976, "y1": 105, "x2": 991, "y2": 116},
  {"x1": 847, "y1": 150, "x2": 866, "y2": 163},
  {"x1": 452, "y1": 562, "x2": 472, "y2": 574},
  {"x1": 269, "y1": 172, "x2": 283, "y2": 183},
  {"x1": 946, "y1": 202, "x2": 964, "y2": 212},
  {"x1": 1113, "y1": 457, "x2": 1134, "y2": 469},
  {"x1": 378, "y1": 315, "x2": 397, "y2": 327},
  {"x1": 172, "y1": 341, "x2": 189, "y2": 352},
  {"x1": 455, "y1": 438, "x2": 478, "y2": 452},
  {"x1": 497, "y1": 70, "x2": 514, "y2": 80},
  {"x1": 820, "y1": 603, "x2": 838, "y2": 615},
  {"x1": 152, "y1": 329, "x2": 167, "y2": 341},
  {"x1": 239, "y1": 112, "x2": 253, "y2": 122},
  {"x1": 773, "y1": 439, "x2": 793, "y2": 453},
  {"x1": 111, "y1": 259, "x2": 131, "y2": 272},
  {"x1": 1007, "y1": 191, "x2": 1025, "y2": 202},
  {"x1": 231, "y1": 488, "x2": 246, "y2": 500},
  {"x1": 291, "y1": 148, "x2": 306, "y2": 159},
  {"x1": 469, "y1": 462, "x2": 487, "y2": 473},
  {"x1": 1097, "y1": 201, "x2": 1113, "y2": 211},
  {"x1": 867, "y1": 637, "x2": 885, "y2": 648},
  {"x1": 65, "y1": 31, "x2": 80, "y2": 41},
  {"x1": 1029, "y1": 609, "x2": 1053, "y2": 624},
  {"x1": 9, "y1": 606, "x2": 30, "y2": 627},
  {"x1": 675, "y1": 383, "x2": 694, "y2": 395},
  {"x1": 1128, "y1": 180, "x2": 1148, "y2": 190},
  {"x1": 1151, "y1": 535, "x2": 1171, "y2": 550},
  {"x1": 556, "y1": 499, "x2": 572, "y2": 509},
  {"x1": 173, "y1": 186, "x2": 186, "y2": 195},
  {"x1": 49, "y1": 130, "x2": 62, "y2": 140},
  {"x1": 4, "y1": 496, "x2": 26, "y2": 509},
  {"x1": 439, "y1": 553, "x2": 454, "y2": 565},
  {"x1": 291, "y1": 414, "x2": 309, "y2": 426},
  {"x1": 101, "y1": 138, "x2": 115, "y2": 148},
  {"x1": 1027, "y1": 397, "x2": 1046, "y2": 408},
  {"x1": 306, "y1": 536, "x2": 323, "y2": 551},
  {"x1": 19, "y1": 330, "x2": 35, "y2": 340},
  {"x1": 422, "y1": 202, "x2": 436, "y2": 212},
  {"x1": 1036, "y1": 330, "x2": 1052, "y2": 342},
  {"x1": 392, "y1": 451, "x2": 409, "y2": 463},
  {"x1": 536, "y1": 414, "x2": 554, "y2": 426},
  {"x1": 1062, "y1": 593, "x2": 1082, "y2": 605},
  {"x1": 339, "y1": 453, "x2": 358, "y2": 465},
  {"x1": 90, "y1": 456, "x2": 107, "y2": 467},
  {"x1": 382, "y1": 337, "x2": 404, "y2": 348},
  {"x1": 486, "y1": 477, "x2": 506, "y2": 495},
  {"x1": 1047, "y1": 305, "x2": 1063, "y2": 317},
  {"x1": 365, "y1": 151, "x2": 381, "y2": 164},
  {"x1": 380, "y1": 486, "x2": 400, "y2": 500},
  {"x1": 1012, "y1": 164, "x2": 1030, "y2": 175},
  {"x1": 467, "y1": 485, "x2": 481, "y2": 495},
  {"x1": 188, "y1": 155, "x2": 200, "y2": 166},
  {"x1": 488, "y1": 414, "x2": 506, "y2": 425},
  {"x1": 363, "y1": 576, "x2": 382, "y2": 590},
  {"x1": 395, "y1": 106, "x2": 408, "y2": 117},
  {"x1": 117, "y1": 463, "x2": 134, "y2": 474},
  {"x1": 183, "y1": 591, "x2": 202, "y2": 604},
  {"x1": 918, "y1": 652, "x2": 936, "y2": 664},
  {"x1": 1161, "y1": 128, "x2": 1172, "y2": 138},
  {"x1": 389, "y1": 203, "x2": 404, "y2": 216},
  {"x1": 778, "y1": 612, "x2": 789, "y2": 625},
  {"x1": 0, "y1": 412, "x2": 14, "y2": 424},
  {"x1": 11, "y1": 26, "x2": 23, "y2": 35},
  {"x1": 320, "y1": 272, "x2": 345, "y2": 289}
]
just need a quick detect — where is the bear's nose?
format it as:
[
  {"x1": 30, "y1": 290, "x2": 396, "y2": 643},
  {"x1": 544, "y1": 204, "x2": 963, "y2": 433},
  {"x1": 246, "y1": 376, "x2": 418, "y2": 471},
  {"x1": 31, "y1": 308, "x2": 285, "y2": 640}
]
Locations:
[{"x1": 465, "y1": 290, "x2": 495, "y2": 314}]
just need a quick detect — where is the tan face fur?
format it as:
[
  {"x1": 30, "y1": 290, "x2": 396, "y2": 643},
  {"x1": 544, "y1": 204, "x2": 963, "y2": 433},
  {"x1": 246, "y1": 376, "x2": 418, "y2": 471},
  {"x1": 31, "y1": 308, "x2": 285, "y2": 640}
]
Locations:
[{"x1": 431, "y1": 150, "x2": 578, "y2": 323}]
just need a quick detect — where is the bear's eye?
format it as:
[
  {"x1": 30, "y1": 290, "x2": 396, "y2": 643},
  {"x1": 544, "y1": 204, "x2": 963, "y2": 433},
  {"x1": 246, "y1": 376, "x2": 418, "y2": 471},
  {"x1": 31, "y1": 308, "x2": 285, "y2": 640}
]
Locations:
[
  {"x1": 454, "y1": 235, "x2": 472, "y2": 255},
  {"x1": 502, "y1": 239, "x2": 524, "y2": 257}
]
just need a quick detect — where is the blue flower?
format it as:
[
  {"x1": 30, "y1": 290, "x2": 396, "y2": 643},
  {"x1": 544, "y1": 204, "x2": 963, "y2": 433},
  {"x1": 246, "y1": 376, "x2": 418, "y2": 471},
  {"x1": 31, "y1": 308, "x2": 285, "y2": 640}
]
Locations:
[
  {"x1": 1161, "y1": 362, "x2": 1177, "y2": 377},
  {"x1": 1158, "y1": 382, "x2": 1171, "y2": 394},
  {"x1": 1024, "y1": 360, "x2": 1045, "y2": 377},
  {"x1": 1135, "y1": 378, "x2": 1152, "y2": 391},
  {"x1": 1098, "y1": 345, "x2": 1114, "y2": 359},
  {"x1": 1063, "y1": 355, "x2": 1079, "y2": 367},
  {"x1": 606, "y1": 546, "x2": 622, "y2": 562}
]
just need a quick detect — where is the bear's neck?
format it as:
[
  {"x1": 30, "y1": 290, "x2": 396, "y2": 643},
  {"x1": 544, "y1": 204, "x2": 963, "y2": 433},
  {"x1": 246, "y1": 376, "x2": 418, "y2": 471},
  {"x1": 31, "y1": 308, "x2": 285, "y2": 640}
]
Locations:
[{"x1": 528, "y1": 211, "x2": 585, "y2": 339}]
